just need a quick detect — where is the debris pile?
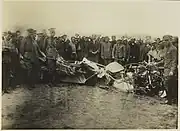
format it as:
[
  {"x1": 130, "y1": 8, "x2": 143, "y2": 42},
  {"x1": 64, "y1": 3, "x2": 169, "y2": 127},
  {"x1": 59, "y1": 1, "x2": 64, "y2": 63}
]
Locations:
[{"x1": 40, "y1": 56, "x2": 166, "y2": 96}]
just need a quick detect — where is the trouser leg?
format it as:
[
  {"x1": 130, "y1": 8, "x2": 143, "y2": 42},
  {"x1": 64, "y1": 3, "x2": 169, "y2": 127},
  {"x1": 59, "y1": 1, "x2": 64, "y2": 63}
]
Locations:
[
  {"x1": 2, "y1": 63, "x2": 10, "y2": 92},
  {"x1": 164, "y1": 76, "x2": 173, "y2": 104},
  {"x1": 30, "y1": 65, "x2": 39, "y2": 86},
  {"x1": 47, "y1": 59, "x2": 56, "y2": 84},
  {"x1": 104, "y1": 59, "x2": 108, "y2": 65}
]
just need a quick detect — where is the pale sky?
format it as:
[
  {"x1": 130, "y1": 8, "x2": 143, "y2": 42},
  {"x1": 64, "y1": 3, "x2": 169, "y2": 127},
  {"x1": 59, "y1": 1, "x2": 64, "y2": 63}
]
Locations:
[{"x1": 2, "y1": 0, "x2": 180, "y2": 37}]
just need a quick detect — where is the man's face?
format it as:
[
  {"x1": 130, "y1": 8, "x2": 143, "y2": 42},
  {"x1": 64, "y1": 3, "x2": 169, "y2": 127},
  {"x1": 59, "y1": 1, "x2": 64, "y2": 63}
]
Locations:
[
  {"x1": 105, "y1": 37, "x2": 109, "y2": 42},
  {"x1": 7, "y1": 34, "x2": 12, "y2": 40},
  {"x1": 16, "y1": 32, "x2": 21, "y2": 37},
  {"x1": 63, "y1": 35, "x2": 67, "y2": 40},
  {"x1": 156, "y1": 38, "x2": 160, "y2": 44},
  {"x1": 42, "y1": 30, "x2": 47, "y2": 36},
  {"x1": 163, "y1": 37, "x2": 171, "y2": 47},
  {"x1": 124, "y1": 40, "x2": 128, "y2": 44},
  {"x1": 92, "y1": 35, "x2": 97, "y2": 40},
  {"x1": 3, "y1": 33, "x2": 8, "y2": 39},
  {"x1": 112, "y1": 36, "x2": 116, "y2": 41},
  {"x1": 37, "y1": 35, "x2": 42, "y2": 41},
  {"x1": 50, "y1": 31, "x2": 55, "y2": 37},
  {"x1": 33, "y1": 32, "x2": 37, "y2": 37},
  {"x1": 71, "y1": 37, "x2": 75, "y2": 43},
  {"x1": 27, "y1": 32, "x2": 32, "y2": 36},
  {"x1": 151, "y1": 45, "x2": 156, "y2": 50}
]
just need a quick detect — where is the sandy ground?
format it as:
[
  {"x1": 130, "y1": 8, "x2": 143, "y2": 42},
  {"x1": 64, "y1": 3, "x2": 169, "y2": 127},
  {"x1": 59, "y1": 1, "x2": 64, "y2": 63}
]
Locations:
[{"x1": 2, "y1": 84, "x2": 178, "y2": 129}]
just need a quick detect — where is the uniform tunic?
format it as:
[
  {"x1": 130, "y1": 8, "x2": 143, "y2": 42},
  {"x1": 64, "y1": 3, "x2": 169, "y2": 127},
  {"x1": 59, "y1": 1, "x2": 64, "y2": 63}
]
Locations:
[
  {"x1": 163, "y1": 45, "x2": 177, "y2": 77},
  {"x1": 101, "y1": 42, "x2": 112, "y2": 59},
  {"x1": 112, "y1": 44, "x2": 126, "y2": 60},
  {"x1": 20, "y1": 36, "x2": 40, "y2": 85},
  {"x1": 45, "y1": 37, "x2": 58, "y2": 60},
  {"x1": 100, "y1": 41, "x2": 112, "y2": 65}
]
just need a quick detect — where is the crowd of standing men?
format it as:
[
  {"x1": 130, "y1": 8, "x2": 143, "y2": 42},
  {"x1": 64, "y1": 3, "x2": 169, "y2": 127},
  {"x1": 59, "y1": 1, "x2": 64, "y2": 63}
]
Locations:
[{"x1": 2, "y1": 28, "x2": 178, "y2": 105}]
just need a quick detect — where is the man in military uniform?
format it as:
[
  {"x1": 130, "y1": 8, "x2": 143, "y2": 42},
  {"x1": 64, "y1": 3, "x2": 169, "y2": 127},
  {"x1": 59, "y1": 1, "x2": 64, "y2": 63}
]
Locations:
[
  {"x1": 15, "y1": 30, "x2": 23, "y2": 52},
  {"x1": 164, "y1": 35, "x2": 177, "y2": 104},
  {"x1": 112, "y1": 39, "x2": 126, "y2": 65},
  {"x1": 69, "y1": 36, "x2": 77, "y2": 61},
  {"x1": 2, "y1": 32, "x2": 14, "y2": 93},
  {"x1": 76, "y1": 36, "x2": 86, "y2": 61},
  {"x1": 157, "y1": 35, "x2": 177, "y2": 105},
  {"x1": 44, "y1": 28, "x2": 58, "y2": 86},
  {"x1": 9, "y1": 32, "x2": 20, "y2": 88},
  {"x1": 20, "y1": 28, "x2": 40, "y2": 89},
  {"x1": 37, "y1": 31, "x2": 45, "y2": 52},
  {"x1": 37, "y1": 29, "x2": 48, "y2": 53},
  {"x1": 100, "y1": 36, "x2": 112, "y2": 65},
  {"x1": 123, "y1": 39, "x2": 130, "y2": 64}
]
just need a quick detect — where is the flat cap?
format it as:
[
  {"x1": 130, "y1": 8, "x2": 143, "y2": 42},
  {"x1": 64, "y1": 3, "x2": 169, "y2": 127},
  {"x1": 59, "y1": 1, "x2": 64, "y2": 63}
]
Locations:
[
  {"x1": 48, "y1": 28, "x2": 55, "y2": 32},
  {"x1": 27, "y1": 28, "x2": 34, "y2": 33},
  {"x1": 62, "y1": 34, "x2": 67, "y2": 37},
  {"x1": 37, "y1": 30, "x2": 43, "y2": 34},
  {"x1": 16, "y1": 30, "x2": 20, "y2": 33},
  {"x1": 33, "y1": 29, "x2": 37, "y2": 33},
  {"x1": 3, "y1": 32, "x2": 8, "y2": 36},
  {"x1": 163, "y1": 35, "x2": 173, "y2": 40},
  {"x1": 37, "y1": 32, "x2": 43, "y2": 35},
  {"x1": 7, "y1": 31, "x2": 12, "y2": 34}
]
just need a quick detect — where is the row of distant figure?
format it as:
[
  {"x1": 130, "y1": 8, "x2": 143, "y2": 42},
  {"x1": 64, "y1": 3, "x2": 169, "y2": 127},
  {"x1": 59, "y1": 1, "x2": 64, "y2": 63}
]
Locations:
[{"x1": 2, "y1": 28, "x2": 178, "y2": 65}]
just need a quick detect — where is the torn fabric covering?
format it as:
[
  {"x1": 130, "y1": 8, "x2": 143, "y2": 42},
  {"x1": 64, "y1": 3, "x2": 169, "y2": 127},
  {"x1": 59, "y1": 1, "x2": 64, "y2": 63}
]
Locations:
[
  {"x1": 40, "y1": 56, "x2": 134, "y2": 89},
  {"x1": 56, "y1": 57, "x2": 79, "y2": 76},
  {"x1": 113, "y1": 81, "x2": 134, "y2": 93},
  {"x1": 105, "y1": 62, "x2": 124, "y2": 73},
  {"x1": 59, "y1": 74, "x2": 87, "y2": 84},
  {"x1": 82, "y1": 58, "x2": 100, "y2": 72},
  {"x1": 55, "y1": 57, "x2": 98, "y2": 83}
]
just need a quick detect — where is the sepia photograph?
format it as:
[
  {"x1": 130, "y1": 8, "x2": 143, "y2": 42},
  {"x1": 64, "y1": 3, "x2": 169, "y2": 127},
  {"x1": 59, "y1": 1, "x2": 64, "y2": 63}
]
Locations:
[{"x1": 1, "y1": 0, "x2": 179, "y2": 129}]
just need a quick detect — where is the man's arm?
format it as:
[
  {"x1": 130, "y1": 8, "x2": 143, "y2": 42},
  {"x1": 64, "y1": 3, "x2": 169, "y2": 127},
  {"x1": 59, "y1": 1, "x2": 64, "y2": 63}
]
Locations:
[
  {"x1": 43, "y1": 37, "x2": 48, "y2": 54},
  {"x1": 100, "y1": 43, "x2": 104, "y2": 58},
  {"x1": 112, "y1": 44, "x2": 116, "y2": 59},
  {"x1": 123, "y1": 45, "x2": 126, "y2": 59},
  {"x1": 170, "y1": 48, "x2": 177, "y2": 73},
  {"x1": 19, "y1": 38, "x2": 26, "y2": 56}
]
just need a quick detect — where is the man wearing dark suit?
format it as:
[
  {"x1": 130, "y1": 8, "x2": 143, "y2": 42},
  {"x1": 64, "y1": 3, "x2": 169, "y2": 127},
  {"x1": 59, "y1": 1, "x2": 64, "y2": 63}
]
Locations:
[
  {"x1": 76, "y1": 36, "x2": 86, "y2": 61},
  {"x1": 129, "y1": 38, "x2": 140, "y2": 63},
  {"x1": 44, "y1": 28, "x2": 58, "y2": 86},
  {"x1": 20, "y1": 28, "x2": 40, "y2": 88},
  {"x1": 87, "y1": 37, "x2": 100, "y2": 63},
  {"x1": 110, "y1": 36, "x2": 117, "y2": 57},
  {"x1": 101, "y1": 36, "x2": 112, "y2": 65}
]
